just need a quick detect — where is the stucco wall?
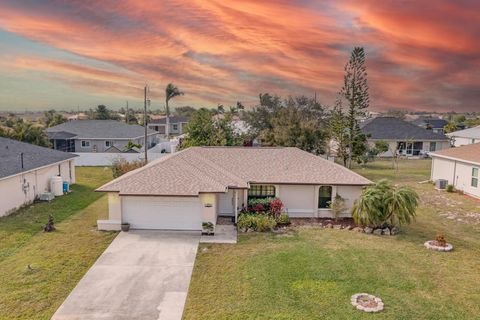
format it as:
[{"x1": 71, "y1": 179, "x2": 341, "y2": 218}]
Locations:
[
  {"x1": 0, "y1": 160, "x2": 75, "y2": 217},
  {"x1": 74, "y1": 135, "x2": 157, "y2": 153},
  {"x1": 369, "y1": 140, "x2": 450, "y2": 157},
  {"x1": 450, "y1": 136, "x2": 476, "y2": 147},
  {"x1": 108, "y1": 192, "x2": 122, "y2": 220},
  {"x1": 199, "y1": 193, "x2": 218, "y2": 225},
  {"x1": 432, "y1": 157, "x2": 480, "y2": 198}
]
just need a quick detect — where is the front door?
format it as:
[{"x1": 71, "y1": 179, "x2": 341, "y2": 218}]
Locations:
[{"x1": 218, "y1": 190, "x2": 234, "y2": 216}]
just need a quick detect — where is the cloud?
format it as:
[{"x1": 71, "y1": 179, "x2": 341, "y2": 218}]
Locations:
[{"x1": 0, "y1": 0, "x2": 478, "y2": 111}]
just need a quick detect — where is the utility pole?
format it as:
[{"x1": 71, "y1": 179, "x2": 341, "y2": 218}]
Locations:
[
  {"x1": 144, "y1": 86, "x2": 148, "y2": 163},
  {"x1": 125, "y1": 100, "x2": 129, "y2": 124}
]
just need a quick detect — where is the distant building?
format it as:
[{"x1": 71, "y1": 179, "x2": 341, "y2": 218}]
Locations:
[
  {"x1": 147, "y1": 116, "x2": 189, "y2": 137},
  {"x1": 46, "y1": 120, "x2": 157, "y2": 152},
  {"x1": 411, "y1": 117, "x2": 449, "y2": 134},
  {"x1": 447, "y1": 126, "x2": 480, "y2": 147},
  {"x1": 0, "y1": 137, "x2": 77, "y2": 216},
  {"x1": 361, "y1": 117, "x2": 450, "y2": 157}
]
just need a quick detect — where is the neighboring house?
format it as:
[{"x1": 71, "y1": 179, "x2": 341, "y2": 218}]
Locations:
[
  {"x1": 411, "y1": 117, "x2": 449, "y2": 134},
  {"x1": 0, "y1": 137, "x2": 77, "y2": 217},
  {"x1": 361, "y1": 117, "x2": 450, "y2": 157},
  {"x1": 46, "y1": 120, "x2": 157, "y2": 153},
  {"x1": 431, "y1": 143, "x2": 480, "y2": 199},
  {"x1": 147, "y1": 116, "x2": 189, "y2": 137},
  {"x1": 96, "y1": 147, "x2": 371, "y2": 231},
  {"x1": 446, "y1": 126, "x2": 480, "y2": 147}
]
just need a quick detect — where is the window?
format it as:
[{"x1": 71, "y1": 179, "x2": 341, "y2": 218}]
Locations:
[
  {"x1": 81, "y1": 140, "x2": 90, "y2": 148},
  {"x1": 472, "y1": 168, "x2": 479, "y2": 188},
  {"x1": 105, "y1": 141, "x2": 113, "y2": 148},
  {"x1": 172, "y1": 124, "x2": 179, "y2": 131},
  {"x1": 318, "y1": 186, "x2": 333, "y2": 209},
  {"x1": 248, "y1": 185, "x2": 276, "y2": 200},
  {"x1": 429, "y1": 142, "x2": 437, "y2": 152},
  {"x1": 472, "y1": 139, "x2": 476, "y2": 144}
]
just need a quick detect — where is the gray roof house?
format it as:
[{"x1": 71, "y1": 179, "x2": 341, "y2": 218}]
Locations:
[
  {"x1": 147, "y1": 116, "x2": 189, "y2": 136},
  {"x1": 0, "y1": 137, "x2": 77, "y2": 216},
  {"x1": 46, "y1": 120, "x2": 158, "y2": 153},
  {"x1": 361, "y1": 117, "x2": 450, "y2": 157},
  {"x1": 411, "y1": 117, "x2": 449, "y2": 134}
]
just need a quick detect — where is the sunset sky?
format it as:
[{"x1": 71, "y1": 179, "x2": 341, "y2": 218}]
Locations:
[{"x1": 0, "y1": 0, "x2": 478, "y2": 112}]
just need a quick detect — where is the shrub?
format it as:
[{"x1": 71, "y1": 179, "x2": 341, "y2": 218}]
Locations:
[
  {"x1": 276, "y1": 213, "x2": 291, "y2": 225},
  {"x1": 269, "y1": 198, "x2": 284, "y2": 218},
  {"x1": 446, "y1": 184, "x2": 454, "y2": 192},
  {"x1": 352, "y1": 179, "x2": 419, "y2": 228},
  {"x1": 111, "y1": 158, "x2": 145, "y2": 178},
  {"x1": 329, "y1": 194, "x2": 346, "y2": 221},
  {"x1": 237, "y1": 214, "x2": 277, "y2": 232}
]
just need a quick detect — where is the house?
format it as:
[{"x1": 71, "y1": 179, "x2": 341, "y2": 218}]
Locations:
[
  {"x1": 147, "y1": 116, "x2": 189, "y2": 137},
  {"x1": 95, "y1": 147, "x2": 371, "y2": 231},
  {"x1": 446, "y1": 126, "x2": 480, "y2": 147},
  {"x1": 430, "y1": 143, "x2": 480, "y2": 199},
  {"x1": 46, "y1": 120, "x2": 158, "y2": 153},
  {"x1": 361, "y1": 117, "x2": 450, "y2": 157},
  {"x1": 411, "y1": 117, "x2": 449, "y2": 134},
  {"x1": 0, "y1": 137, "x2": 77, "y2": 217}
]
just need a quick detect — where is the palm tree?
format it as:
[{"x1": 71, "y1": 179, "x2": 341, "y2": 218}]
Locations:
[
  {"x1": 352, "y1": 179, "x2": 419, "y2": 227},
  {"x1": 165, "y1": 83, "x2": 184, "y2": 138}
]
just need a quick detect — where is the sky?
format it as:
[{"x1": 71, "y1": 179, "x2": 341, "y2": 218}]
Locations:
[{"x1": 0, "y1": 0, "x2": 478, "y2": 112}]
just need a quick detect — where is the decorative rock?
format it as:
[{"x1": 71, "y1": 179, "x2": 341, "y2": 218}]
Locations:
[
  {"x1": 333, "y1": 224, "x2": 342, "y2": 229},
  {"x1": 424, "y1": 241, "x2": 453, "y2": 252},
  {"x1": 351, "y1": 293, "x2": 384, "y2": 313},
  {"x1": 352, "y1": 227, "x2": 363, "y2": 232},
  {"x1": 325, "y1": 223, "x2": 333, "y2": 228},
  {"x1": 364, "y1": 227, "x2": 373, "y2": 234},
  {"x1": 382, "y1": 228, "x2": 391, "y2": 236},
  {"x1": 390, "y1": 227, "x2": 399, "y2": 235},
  {"x1": 373, "y1": 228, "x2": 383, "y2": 235},
  {"x1": 345, "y1": 225, "x2": 354, "y2": 231}
]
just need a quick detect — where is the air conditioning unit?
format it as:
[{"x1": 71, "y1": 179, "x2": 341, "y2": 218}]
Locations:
[
  {"x1": 39, "y1": 192, "x2": 55, "y2": 202},
  {"x1": 435, "y1": 179, "x2": 448, "y2": 190}
]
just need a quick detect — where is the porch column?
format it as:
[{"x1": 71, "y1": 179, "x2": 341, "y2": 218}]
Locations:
[{"x1": 234, "y1": 189, "x2": 239, "y2": 224}]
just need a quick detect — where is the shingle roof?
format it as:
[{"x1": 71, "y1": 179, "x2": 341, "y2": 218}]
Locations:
[
  {"x1": 0, "y1": 137, "x2": 77, "y2": 179},
  {"x1": 411, "y1": 117, "x2": 449, "y2": 129},
  {"x1": 46, "y1": 120, "x2": 156, "y2": 139},
  {"x1": 431, "y1": 143, "x2": 480, "y2": 165},
  {"x1": 361, "y1": 117, "x2": 449, "y2": 141},
  {"x1": 446, "y1": 126, "x2": 480, "y2": 139},
  {"x1": 97, "y1": 147, "x2": 371, "y2": 196},
  {"x1": 149, "y1": 116, "x2": 189, "y2": 125}
]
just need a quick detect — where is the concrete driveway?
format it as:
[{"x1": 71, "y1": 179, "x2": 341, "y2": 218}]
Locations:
[{"x1": 52, "y1": 230, "x2": 200, "y2": 320}]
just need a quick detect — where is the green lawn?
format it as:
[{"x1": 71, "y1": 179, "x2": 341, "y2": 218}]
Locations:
[
  {"x1": 0, "y1": 167, "x2": 117, "y2": 320},
  {"x1": 184, "y1": 159, "x2": 480, "y2": 319}
]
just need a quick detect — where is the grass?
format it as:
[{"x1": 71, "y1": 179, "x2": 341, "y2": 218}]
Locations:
[
  {"x1": 0, "y1": 167, "x2": 117, "y2": 320},
  {"x1": 184, "y1": 159, "x2": 480, "y2": 319}
]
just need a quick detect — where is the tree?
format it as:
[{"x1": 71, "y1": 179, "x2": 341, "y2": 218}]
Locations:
[
  {"x1": 1, "y1": 118, "x2": 51, "y2": 147},
  {"x1": 94, "y1": 105, "x2": 111, "y2": 120},
  {"x1": 352, "y1": 179, "x2": 419, "y2": 228},
  {"x1": 165, "y1": 83, "x2": 184, "y2": 138},
  {"x1": 329, "y1": 194, "x2": 347, "y2": 221},
  {"x1": 243, "y1": 94, "x2": 328, "y2": 154},
  {"x1": 174, "y1": 106, "x2": 196, "y2": 118},
  {"x1": 337, "y1": 47, "x2": 370, "y2": 168},
  {"x1": 443, "y1": 122, "x2": 457, "y2": 134},
  {"x1": 124, "y1": 140, "x2": 142, "y2": 151},
  {"x1": 43, "y1": 110, "x2": 67, "y2": 127},
  {"x1": 329, "y1": 103, "x2": 349, "y2": 164}
]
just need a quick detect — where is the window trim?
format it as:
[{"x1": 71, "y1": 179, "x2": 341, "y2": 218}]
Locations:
[
  {"x1": 80, "y1": 140, "x2": 90, "y2": 148},
  {"x1": 472, "y1": 167, "x2": 479, "y2": 188},
  {"x1": 247, "y1": 185, "x2": 276, "y2": 200},
  {"x1": 105, "y1": 140, "x2": 113, "y2": 148},
  {"x1": 318, "y1": 185, "x2": 333, "y2": 210},
  {"x1": 172, "y1": 124, "x2": 179, "y2": 131}
]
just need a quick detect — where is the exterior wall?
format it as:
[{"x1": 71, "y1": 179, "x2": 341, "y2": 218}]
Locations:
[
  {"x1": 276, "y1": 184, "x2": 363, "y2": 218},
  {"x1": 431, "y1": 157, "x2": 480, "y2": 198},
  {"x1": 108, "y1": 192, "x2": 122, "y2": 220},
  {"x1": 73, "y1": 151, "x2": 167, "y2": 166},
  {"x1": 0, "y1": 160, "x2": 75, "y2": 217},
  {"x1": 199, "y1": 193, "x2": 218, "y2": 225},
  {"x1": 73, "y1": 134, "x2": 157, "y2": 153},
  {"x1": 450, "y1": 136, "x2": 476, "y2": 147},
  {"x1": 369, "y1": 139, "x2": 450, "y2": 157}
]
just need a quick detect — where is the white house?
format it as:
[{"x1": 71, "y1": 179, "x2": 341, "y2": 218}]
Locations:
[
  {"x1": 446, "y1": 126, "x2": 480, "y2": 147},
  {"x1": 0, "y1": 137, "x2": 77, "y2": 217},
  {"x1": 431, "y1": 143, "x2": 480, "y2": 199},
  {"x1": 96, "y1": 146, "x2": 371, "y2": 231}
]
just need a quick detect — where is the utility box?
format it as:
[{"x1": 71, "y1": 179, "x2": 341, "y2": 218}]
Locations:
[
  {"x1": 435, "y1": 179, "x2": 448, "y2": 190},
  {"x1": 39, "y1": 192, "x2": 55, "y2": 202}
]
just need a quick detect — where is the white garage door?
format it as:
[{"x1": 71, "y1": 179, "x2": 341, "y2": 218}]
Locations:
[{"x1": 122, "y1": 196, "x2": 203, "y2": 230}]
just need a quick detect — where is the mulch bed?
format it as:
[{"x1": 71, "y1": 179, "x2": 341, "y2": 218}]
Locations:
[{"x1": 290, "y1": 218, "x2": 356, "y2": 228}]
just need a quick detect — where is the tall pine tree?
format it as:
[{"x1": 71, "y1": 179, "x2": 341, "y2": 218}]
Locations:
[{"x1": 337, "y1": 47, "x2": 369, "y2": 168}]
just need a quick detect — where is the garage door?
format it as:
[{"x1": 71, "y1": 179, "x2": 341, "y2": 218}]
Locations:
[{"x1": 122, "y1": 196, "x2": 203, "y2": 230}]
